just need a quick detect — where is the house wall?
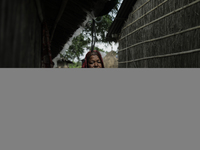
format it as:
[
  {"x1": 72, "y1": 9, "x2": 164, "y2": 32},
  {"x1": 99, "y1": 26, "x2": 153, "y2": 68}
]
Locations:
[
  {"x1": 0, "y1": 0, "x2": 42, "y2": 68},
  {"x1": 118, "y1": 0, "x2": 200, "y2": 68}
]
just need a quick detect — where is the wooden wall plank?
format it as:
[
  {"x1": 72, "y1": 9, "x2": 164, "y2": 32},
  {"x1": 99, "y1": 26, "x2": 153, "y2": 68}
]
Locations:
[{"x1": 0, "y1": 0, "x2": 42, "y2": 68}]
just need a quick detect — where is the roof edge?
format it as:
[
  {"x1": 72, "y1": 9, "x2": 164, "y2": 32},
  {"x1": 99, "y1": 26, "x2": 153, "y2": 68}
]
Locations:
[{"x1": 106, "y1": 0, "x2": 137, "y2": 42}]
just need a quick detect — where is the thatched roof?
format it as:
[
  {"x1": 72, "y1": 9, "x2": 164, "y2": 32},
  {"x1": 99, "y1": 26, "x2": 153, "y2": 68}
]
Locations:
[
  {"x1": 106, "y1": 0, "x2": 137, "y2": 42},
  {"x1": 41, "y1": 0, "x2": 110, "y2": 59},
  {"x1": 103, "y1": 51, "x2": 118, "y2": 68}
]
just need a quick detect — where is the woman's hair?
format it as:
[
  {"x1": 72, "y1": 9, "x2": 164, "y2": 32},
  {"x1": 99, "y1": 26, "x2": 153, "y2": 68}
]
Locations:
[
  {"x1": 86, "y1": 51, "x2": 101, "y2": 62},
  {"x1": 82, "y1": 50, "x2": 104, "y2": 68}
]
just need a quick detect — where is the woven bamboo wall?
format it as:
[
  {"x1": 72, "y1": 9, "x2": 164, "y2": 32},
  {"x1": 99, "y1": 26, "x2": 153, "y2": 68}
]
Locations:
[
  {"x1": 0, "y1": 0, "x2": 42, "y2": 68},
  {"x1": 118, "y1": 0, "x2": 200, "y2": 68}
]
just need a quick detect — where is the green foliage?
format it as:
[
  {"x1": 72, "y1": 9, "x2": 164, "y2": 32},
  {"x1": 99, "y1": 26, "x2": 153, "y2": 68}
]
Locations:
[
  {"x1": 61, "y1": 0, "x2": 122, "y2": 62},
  {"x1": 68, "y1": 61, "x2": 82, "y2": 68},
  {"x1": 84, "y1": 15, "x2": 114, "y2": 43}
]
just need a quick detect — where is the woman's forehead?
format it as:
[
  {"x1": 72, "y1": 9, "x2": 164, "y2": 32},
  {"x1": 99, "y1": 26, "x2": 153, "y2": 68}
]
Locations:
[{"x1": 89, "y1": 55, "x2": 100, "y2": 60}]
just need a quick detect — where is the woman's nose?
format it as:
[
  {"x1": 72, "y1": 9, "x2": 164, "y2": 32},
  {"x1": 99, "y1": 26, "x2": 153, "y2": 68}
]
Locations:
[{"x1": 94, "y1": 62, "x2": 98, "y2": 66}]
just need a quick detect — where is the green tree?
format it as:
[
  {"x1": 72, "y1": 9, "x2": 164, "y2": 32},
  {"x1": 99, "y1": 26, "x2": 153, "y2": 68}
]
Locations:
[
  {"x1": 68, "y1": 61, "x2": 82, "y2": 68},
  {"x1": 61, "y1": 0, "x2": 122, "y2": 63}
]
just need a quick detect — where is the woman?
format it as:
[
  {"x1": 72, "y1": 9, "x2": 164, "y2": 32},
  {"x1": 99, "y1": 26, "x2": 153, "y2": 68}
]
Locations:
[{"x1": 82, "y1": 50, "x2": 104, "y2": 68}]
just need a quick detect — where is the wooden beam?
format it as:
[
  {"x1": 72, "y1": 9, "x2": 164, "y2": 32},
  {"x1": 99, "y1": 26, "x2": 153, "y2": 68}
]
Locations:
[
  {"x1": 50, "y1": 0, "x2": 69, "y2": 42},
  {"x1": 35, "y1": 0, "x2": 44, "y2": 22}
]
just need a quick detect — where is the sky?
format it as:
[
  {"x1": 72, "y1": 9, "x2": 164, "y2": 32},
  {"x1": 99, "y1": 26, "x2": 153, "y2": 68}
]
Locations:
[{"x1": 74, "y1": 42, "x2": 119, "y2": 62}]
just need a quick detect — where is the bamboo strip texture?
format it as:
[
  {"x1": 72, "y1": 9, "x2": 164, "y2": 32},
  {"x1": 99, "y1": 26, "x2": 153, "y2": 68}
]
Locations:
[
  {"x1": 120, "y1": 0, "x2": 200, "y2": 41},
  {"x1": 122, "y1": 0, "x2": 167, "y2": 30},
  {"x1": 118, "y1": 48, "x2": 200, "y2": 64},
  {"x1": 119, "y1": 25, "x2": 200, "y2": 52},
  {"x1": 130, "y1": 0, "x2": 151, "y2": 16}
]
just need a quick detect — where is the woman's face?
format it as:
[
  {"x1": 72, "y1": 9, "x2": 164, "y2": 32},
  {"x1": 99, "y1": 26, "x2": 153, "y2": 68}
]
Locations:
[{"x1": 88, "y1": 55, "x2": 102, "y2": 68}]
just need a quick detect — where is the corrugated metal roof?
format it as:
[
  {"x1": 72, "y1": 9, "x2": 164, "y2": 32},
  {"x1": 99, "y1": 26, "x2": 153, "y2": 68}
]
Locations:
[{"x1": 106, "y1": 0, "x2": 137, "y2": 42}]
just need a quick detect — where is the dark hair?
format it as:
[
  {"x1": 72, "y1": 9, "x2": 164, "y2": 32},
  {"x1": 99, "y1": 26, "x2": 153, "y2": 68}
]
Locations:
[
  {"x1": 82, "y1": 50, "x2": 104, "y2": 68},
  {"x1": 86, "y1": 51, "x2": 101, "y2": 61},
  {"x1": 86, "y1": 51, "x2": 102, "y2": 67}
]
